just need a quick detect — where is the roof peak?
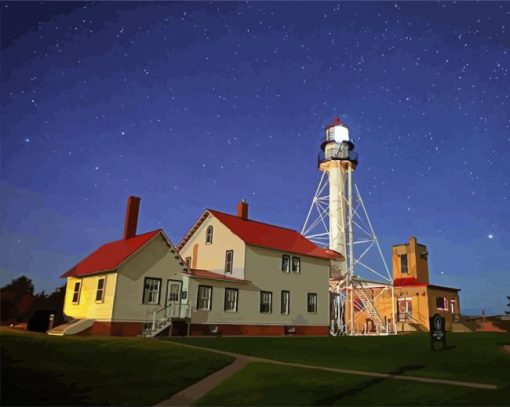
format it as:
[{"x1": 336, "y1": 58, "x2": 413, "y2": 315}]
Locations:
[{"x1": 207, "y1": 209, "x2": 299, "y2": 233}]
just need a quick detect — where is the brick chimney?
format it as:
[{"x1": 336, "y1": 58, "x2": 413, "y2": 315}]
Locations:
[
  {"x1": 237, "y1": 199, "x2": 249, "y2": 220},
  {"x1": 124, "y1": 196, "x2": 141, "y2": 240}
]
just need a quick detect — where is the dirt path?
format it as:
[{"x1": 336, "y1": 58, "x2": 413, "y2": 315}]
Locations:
[{"x1": 155, "y1": 341, "x2": 498, "y2": 406}]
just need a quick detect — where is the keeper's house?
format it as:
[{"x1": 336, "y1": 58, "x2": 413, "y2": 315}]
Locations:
[
  {"x1": 49, "y1": 197, "x2": 189, "y2": 336},
  {"x1": 50, "y1": 197, "x2": 340, "y2": 336},
  {"x1": 392, "y1": 236, "x2": 461, "y2": 332},
  {"x1": 178, "y1": 200, "x2": 341, "y2": 336}
]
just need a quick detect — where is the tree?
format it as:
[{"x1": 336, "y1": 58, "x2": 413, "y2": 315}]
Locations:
[
  {"x1": 506, "y1": 296, "x2": 510, "y2": 315},
  {"x1": 1, "y1": 276, "x2": 36, "y2": 323}
]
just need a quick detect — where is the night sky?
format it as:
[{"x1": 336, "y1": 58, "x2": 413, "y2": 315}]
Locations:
[{"x1": 1, "y1": 1, "x2": 509, "y2": 314}]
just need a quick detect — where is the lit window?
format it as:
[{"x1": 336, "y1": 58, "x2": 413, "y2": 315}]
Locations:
[
  {"x1": 292, "y1": 257, "x2": 300, "y2": 273},
  {"x1": 260, "y1": 291, "x2": 272, "y2": 313},
  {"x1": 197, "y1": 285, "x2": 212, "y2": 310},
  {"x1": 281, "y1": 255, "x2": 290, "y2": 272},
  {"x1": 400, "y1": 254, "x2": 408, "y2": 274},
  {"x1": 95, "y1": 277, "x2": 106, "y2": 303},
  {"x1": 225, "y1": 250, "x2": 234, "y2": 274},
  {"x1": 307, "y1": 293, "x2": 317, "y2": 313},
  {"x1": 143, "y1": 278, "x2": 161, "y2": 305},
  {"x1": 281, "y1": 290, "x2": 290, "y2": 315},
  {"x1": 224, "y1": 288, "x2": 238, "y2": 312},
  {"x1": 206, "y1": 226, "x2": 213, "y2": 244},
  {"x1": 72, "y1": 281, "x2": 81, "y2": 304}
]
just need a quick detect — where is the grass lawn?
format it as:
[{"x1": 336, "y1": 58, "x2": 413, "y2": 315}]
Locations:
[
  {"x1": 1, "y1": 328, "x2": 234, "y2": 406},
  {"x1": 166, "y1": 332, "x2": 510, "y2": 386},
  {"x1": 195, "y1": 362, "x2": 510, "y2": 406}
]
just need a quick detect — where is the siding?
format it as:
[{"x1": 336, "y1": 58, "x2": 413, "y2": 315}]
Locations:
[
  {"x1": 63, "y1": 273, "x2": 117, "y2": 321},
  {"x1": 187, "y1": 245, "x2": 330, "y2": 326},
  {"x1": 179, "y1": 214, "x2": 246, "y2": 280},
  {"x1": 111, "y1": 234, "x2": 184, "y2": 322}
]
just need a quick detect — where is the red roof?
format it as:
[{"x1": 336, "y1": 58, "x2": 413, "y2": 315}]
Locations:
[
  {"x1": 188, "y1": 269, "x2": 250, "y2": 283},
  {"x1": 393, "y1": 277, "x2": 428, "y2": 287},
  {"x1": 206, "y1": 210, "x2": 341, "y2": 260},
  {"x1": 61, "y1": 230, "x2": 162, "y2": 278},
  {"x1": 325, "y1": 116, "x2": 346, "y2": 130}
]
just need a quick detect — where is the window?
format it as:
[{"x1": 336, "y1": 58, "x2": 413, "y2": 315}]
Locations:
[
  {"x1": 281, "y1": 290, "x2": 290, "y2": 315},
  {"x1": 292, "y1": 256, "x2": 301, "y2": 273},
  {"x1": 450, "y1": 299, "x2": 456, "y2": 314},
  {"x1": 436, "y1": 296, "x2": 447, "y2": 310},
  {"x1": 260, "y1": 291, "x2": 272, "y2": 313},
  {"x1": 398, "y1": 298, "x2": 412, "y2": 321},
  {"x1": 281, "y1": 255, "x2": 290, "y2": 272},
  {"x1": 225, "y1": 250, "x2": 234, "y2": 274},
  {"x1": 224, "y1": 288, "x2": 238, "y2": 312},
  {"x1": 206, "y1": 226, "x2": 213, "y2": 244},
  {"x1": 72, "y1": 281, "x2": 81, "y2": 304},
  {"x1": 197, "y1": 285, "x2": 212, "y2": 310},
  {"x1": 400, "y1": 254, "x2": 408, "y2": 274},
  {"x1": 307, "y1": 293, "x2": 317, "y2": 313},
  {"x1": 185, "y1": 257, "x2": 191, "y2": 267},
  {"x1": 95, "y1": 277, "x2": 106, "y2": 303},
  {"x1": 143, "y1": 278, "x2": 161, "y2": 305}
]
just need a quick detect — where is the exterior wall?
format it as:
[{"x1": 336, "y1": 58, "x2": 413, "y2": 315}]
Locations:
[
  {"x1": 394, "y1": 286, "x2": 430, "y2": 331},
  {"x1": 427, "y1": 287, "x2": 460, "y2": 331},
  {"x1": 179, "y1": 214, "x2": 246, "y2": 280},
  {"x1": 111, "y1": 234, "x2": 185, "y2": 323},
  {"x1": 189, "y1": 323, "x2": 328, "y2": 336},
  {"x1": 63, "y1": 273, "x2": 117, "y2": 321},
  {"x1": 77, "y1": 321, "x2": 144, "y2": 336},
  {"x1": 392, "y1": 238, "x2": 429, "y2": 284},
  {"x1": 187, "y1": 246, "x2": 330, "y2": 332}
]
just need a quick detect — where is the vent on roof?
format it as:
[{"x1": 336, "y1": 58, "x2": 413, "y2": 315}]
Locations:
[{"x1": 124, "y1": 196, "x2": 141, "y2": 240}]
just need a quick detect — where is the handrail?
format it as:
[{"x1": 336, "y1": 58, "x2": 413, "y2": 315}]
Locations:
[{"x1": 150, "y1": 303, "x2": 190, "y2": 331}]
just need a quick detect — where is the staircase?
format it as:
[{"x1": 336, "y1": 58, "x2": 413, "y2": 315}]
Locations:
[
  {"x1": 353, "y1": 283, "x2": 388, "y2": 334},
  {"x1": 47, "y1": 319, "x2": 94, "y2": 336},
  {"x1": 141, "y1": 303, "x2": 191, "y2": 337}
]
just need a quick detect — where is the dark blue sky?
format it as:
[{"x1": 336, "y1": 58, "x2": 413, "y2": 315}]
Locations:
[{"x1": 1, "y1": 1, "x2": 509, "y2": 314}]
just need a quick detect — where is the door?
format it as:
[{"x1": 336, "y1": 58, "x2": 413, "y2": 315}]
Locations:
[
  {"x1": 398, "y1": 298, "x2": 412, "y2": 321},
  {"x1": 166, "y1": 280, "x2": 182, "y2": 318}
]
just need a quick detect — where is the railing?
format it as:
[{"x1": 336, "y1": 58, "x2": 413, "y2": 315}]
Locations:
[
  {"x1": 151, "y1": 303, "x2": 191, "y2": 332},
  {"x1": 318, "y1": 148, "x2": 358, "y2": 166}
]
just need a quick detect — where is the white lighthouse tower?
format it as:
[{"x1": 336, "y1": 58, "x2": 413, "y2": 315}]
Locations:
[
  {"x1": 319, "y1": 117, "x2": 357, "y2": 278},
  {"x1": 302, "y1": 117, "x2": 396, "y2": 336}
]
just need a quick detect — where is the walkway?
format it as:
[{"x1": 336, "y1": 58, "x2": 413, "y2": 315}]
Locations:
[{"x1": 155, "y1": 341, "x2": 498, "y2": 406}]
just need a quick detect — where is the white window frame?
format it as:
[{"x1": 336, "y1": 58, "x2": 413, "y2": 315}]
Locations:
[
  {"x1": 205, "y1": 225, "x2": 214, "y2": 245},
  {"x1": 143, "y1": 277, "x2": 161, "y2": 305},
  {"x1": 225, "y1": 250, "x2": 234, "y2": 274},
  {"x1": 281, "y1": 290, "x2": 290, "y2": 315},
  {"x1": 260, "y1": 291, "x2": 272, "y2": 313},
  {"x1": 95, "y1": 277, "x2": 106, "y2": 303},
  {"x1": 72, "y1": 281, "x2": 81, "y2": 304},
  {"x1": 307, "y1": 293, "x2": 317, "y2": 313},
  {"x1": 450, "y1": 299, "x2": 455, "y2": 314},
  {"x1": 197, "y1": 285, "x2": 212, "y2": 310},
  {"x1": 224, "y1": 288, "x2": 238, "y2": 312}
]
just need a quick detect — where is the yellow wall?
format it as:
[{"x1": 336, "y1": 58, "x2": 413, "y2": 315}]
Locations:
[
  {"x1": 179, "y1": 213, "x2": 246, "y2": 280},
  {"x1": 63, "y1": 273, "x2": 117, "y2": 321},
  {"x1": 112, "y1": 234, "x2": 185, "y2": 322},
  {"x1": 392, "y1": 237, "x2": 429, "y2": 284},
  {"x1": 394, "y1": 286, "x2": 430, "y2": 330},
  {"x1": 427, "y1": 287, "x2": 460, "y2": 330}
]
